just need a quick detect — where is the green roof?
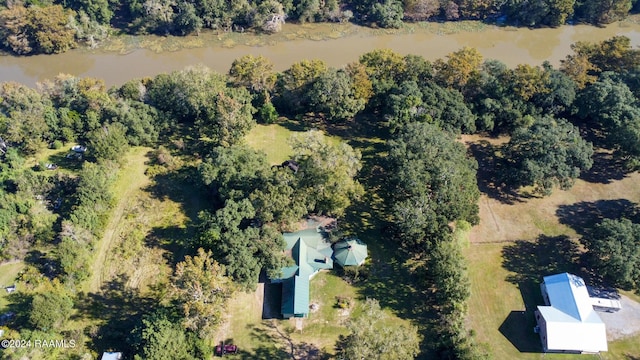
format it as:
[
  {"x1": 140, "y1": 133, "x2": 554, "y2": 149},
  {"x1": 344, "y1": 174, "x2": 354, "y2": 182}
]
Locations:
[
  {"x1": 333, "y1": 238, "x2": 368, "y2": 267},
  {"x1": 274, "y1": 229, "x2": 333, "y2": 317}
]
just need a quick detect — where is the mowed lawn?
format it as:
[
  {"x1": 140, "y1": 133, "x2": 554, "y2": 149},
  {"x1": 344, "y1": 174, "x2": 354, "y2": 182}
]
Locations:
[
  {"x1": 244, "y1": 123, "x2": 343, "y2": 165},
  {"x1": 464, "y1": 135, "x2": 640, "y2": 359},
  {"x1": 0, "y1": 262, "x2": 24, "y2": 310},
  {"x1": 245, "y1": 124, "x2": 295, "y2": 165}
]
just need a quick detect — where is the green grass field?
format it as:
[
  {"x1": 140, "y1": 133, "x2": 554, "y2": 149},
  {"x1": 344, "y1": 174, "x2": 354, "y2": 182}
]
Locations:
[
  {"x1": 0, "y1": 262, "x2": 24, "y2": 311},
  {"x1": 244, "y1": 122, "x2": 344, "y2": 165},
  {"x1": 244, "y1": 124, "x2": 295, "y2": 165},
  {"x1": 464, "y1": 136, "x2": 640, "y2": 359}
]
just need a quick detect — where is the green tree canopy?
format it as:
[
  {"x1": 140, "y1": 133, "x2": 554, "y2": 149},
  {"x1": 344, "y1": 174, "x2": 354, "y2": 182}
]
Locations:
[
  {"x1": 502, "y1": 116, "x2": 593, "y2": 195},
  {"x1": 388, "y1": 122, "x2": 480, "y2": 247},
  {"x1": 338, "y1": 298, "x2": 420, "y2": 360},
  {"x1": 359, "y1": 49, "x2": 406, "y2": 99},
  {"x1": 87, "y1": 122, "x2": 130, "y2": 162},
  {"x1": 147, "y1": 66, "x2": 256, "y2": 146},
  {"x1": 199, "y1": 144, "x2": 271, "y2": 202},
  {"x1": 435, "y1": 47, "x2": 483, "y2": 92},
  {"x1": 197, "y1": 199, "x2": 289, "y2": 289},
  {"x1": 582, "y1": 218, "x2": 640, "y2": 290},
  {"x1": 130, "y1": 310, "x2": 195, "y2": 360},
  {"x1": 228, "y1": 54, "x2": 277, "y2": 94},
  {"x1": 370, "y1": 0, "x2": 404, "y2": 28},
  {"x1": 274, "y1": 59, "x2": 328, "y2": 114},
  {"x1": 308, "y1": 67, "x2": 366, "y2": 122},
  {"x1": 386, "y1": 80, "x2": 476, "y2": 134},
  {"x1": 290, "y1": 130, "x2": 364, "y2": 217},
  {"x1": 171, "y1": 248, "x2": 232, "y2": 338},
  {"x1": 0, "y1": 5, "x2": 77, "y2": 55},
  {"x1": 29, "y1": 289, "x2": 74, "y2": 332},
  {"x1": 575, "y1": 75, "x2": 640, "y2": 166},
  {"x1": 0, "y1": 82, "x2": 54, "y2": 154}
]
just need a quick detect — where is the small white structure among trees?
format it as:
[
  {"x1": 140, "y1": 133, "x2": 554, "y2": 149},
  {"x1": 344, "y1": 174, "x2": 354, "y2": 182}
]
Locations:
[{"x1": 535, "y1": 273, "x2": 608, "y2": 353}]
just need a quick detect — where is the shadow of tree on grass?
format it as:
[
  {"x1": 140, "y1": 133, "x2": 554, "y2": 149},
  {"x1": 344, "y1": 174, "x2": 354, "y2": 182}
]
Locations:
[
  {"x1": 556, "y1": 199, "x2": 639, "y2": 236},
  {"x1": 579, "y1": 150, "x2": 629, "y2": 184},
  {"x1": 73, "y1": 274, "x2": 158, "y2": 356},
  {"x1": 499, "y1": 235, "x2": 585, "y2": 354},
  {"x1": 467, "y1": 140, "x2": 523, "y2": 205},
  {"x1": 235, "y1": 321, "x2": 330, "y2": 360}
]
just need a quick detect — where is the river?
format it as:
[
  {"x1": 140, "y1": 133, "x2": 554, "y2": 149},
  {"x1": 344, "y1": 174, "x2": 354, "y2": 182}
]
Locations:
[{"x1": 2, "y1": 21, "x2": 640, "y2": 87}]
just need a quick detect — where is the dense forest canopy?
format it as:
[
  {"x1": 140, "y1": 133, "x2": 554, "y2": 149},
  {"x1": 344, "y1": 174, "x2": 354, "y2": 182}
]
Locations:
[
  {"x1": 1, "y1": 36, "x2": 640, "y2": 358},
  {"x1": 0, "y1": 0, "x2": 639, "y2": 54}
]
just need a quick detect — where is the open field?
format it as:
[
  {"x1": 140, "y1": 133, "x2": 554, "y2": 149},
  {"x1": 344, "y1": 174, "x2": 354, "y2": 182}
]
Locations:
[
  {"x1": 245, "y1": 123, "x2": 343, "y2": 165},
  {"x1": 0, "y1": 262, "x2": 24, "y2": 310},
  {"x1": 87, "y1": 147, "x2": 153, "y2": 293},
  {"x1": 464, "y1": 135, "x2": 640, "y2": 359}
]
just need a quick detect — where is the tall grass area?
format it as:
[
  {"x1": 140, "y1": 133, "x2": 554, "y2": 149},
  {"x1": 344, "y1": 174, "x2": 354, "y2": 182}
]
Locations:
[{"x1": 64, "y1": 146, "x2": 210, "y2": 355}]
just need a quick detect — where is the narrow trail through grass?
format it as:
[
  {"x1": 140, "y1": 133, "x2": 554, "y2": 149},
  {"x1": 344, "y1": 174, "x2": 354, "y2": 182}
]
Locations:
[{"x1": 87, "y1": 147, "x2": 152, "y2": 293}]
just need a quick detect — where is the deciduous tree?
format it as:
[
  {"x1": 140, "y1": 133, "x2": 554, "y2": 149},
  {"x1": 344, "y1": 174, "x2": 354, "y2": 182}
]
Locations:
[
  {"x1": 290, "y1": 130, "x2": 364, "y2": 216},
  {"x1": 130, "y1": 311, "x2": 195, "y2": 360},
  {"x1": 274, "y1": 59, "x2": 328, "y2": 114},
  {"x1": 229, "y1": 54, "x2": 277, "y2": 94},
  {"x1": 308, "y1": 68, "x2": 366, "y2": 122},
  {"x1": 87, "y1": 122, "x2": 130, "y2": 162},
  {"x1": 502, "y1": 116, "x2": 593, "y2": 195},
  {"x1": 171, "y1": 248, "x2": 232, "y2": 338},
  {"x1": 29, "y1": 289, "x2": 74, "y2": 332},
  {"x1": 435, "y1": 47, "x2": 483, "y2": 92},
  {"x1": 389, "y1": 122, "x2": 480, "y2": 246},
  {"x1": 338, "y1": 298, "x2": 420, "y2": 360},
  {"x1": 582, "y1": 218, "x2": 640, "y2": 290}
]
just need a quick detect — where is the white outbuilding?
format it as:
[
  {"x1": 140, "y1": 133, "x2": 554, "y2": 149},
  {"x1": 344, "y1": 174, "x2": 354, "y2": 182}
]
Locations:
[{"x1": 535, "y1": 273, "x2": 608, "y2": 353}]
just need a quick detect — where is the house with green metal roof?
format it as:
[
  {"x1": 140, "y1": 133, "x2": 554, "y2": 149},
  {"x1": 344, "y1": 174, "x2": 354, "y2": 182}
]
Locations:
[{"x1": 270, "y1": 229, "x2": 334, "y2": 318}]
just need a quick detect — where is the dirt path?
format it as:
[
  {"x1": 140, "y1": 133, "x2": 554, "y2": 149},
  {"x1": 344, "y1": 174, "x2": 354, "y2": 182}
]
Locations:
[{"x1": 87, "y1": 148, "x2": 152, "y2": 293}]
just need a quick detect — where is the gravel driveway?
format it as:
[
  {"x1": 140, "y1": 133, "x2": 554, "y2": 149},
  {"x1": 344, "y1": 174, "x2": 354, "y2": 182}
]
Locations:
[{"x1": 599, "y1": 295, "x2": 640, "y2": 340}]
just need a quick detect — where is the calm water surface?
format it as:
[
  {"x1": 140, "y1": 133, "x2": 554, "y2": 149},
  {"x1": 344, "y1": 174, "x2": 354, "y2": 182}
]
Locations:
[{"x1": 2, "y1": 22, "x2": 640, "y2": 87}]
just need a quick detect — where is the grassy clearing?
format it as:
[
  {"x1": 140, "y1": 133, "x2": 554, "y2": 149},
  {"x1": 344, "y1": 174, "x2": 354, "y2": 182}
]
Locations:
[
  {"x1": 220, "y1": 270, "x2": 414, "y2": 359},
  {"x1": 245, "y1": 122, "x2": 343, "y2": 165},
  {"x1": 219, "y1": 272, "x2": 358, "y2": 357},
  {"x1": 244, "y1": 124, "x2": 295, "y2": 165},
  {"x1": 86, "y1": 147, "x2": 154, "y2": 293},
  {"x1": 293, "y1": 271, "x2": 356, "y2": 351},
  {"x1": 464, "y1": 136, "x2": 640, "y2": 359},
  {"x1": 0, "y1": 262, "x2": 24, "y2": 310},
  {"x1": 84, "y1": 146, "x2": 207, "y2": 295},
  {"x1": 67, "y1": 146, "x2": 211, "y2": 355}
]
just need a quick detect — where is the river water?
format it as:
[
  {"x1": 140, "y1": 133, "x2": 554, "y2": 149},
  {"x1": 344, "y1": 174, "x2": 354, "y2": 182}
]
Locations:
[{"x1": 2, "y1": 21, "x2": 640, "y2": 87}]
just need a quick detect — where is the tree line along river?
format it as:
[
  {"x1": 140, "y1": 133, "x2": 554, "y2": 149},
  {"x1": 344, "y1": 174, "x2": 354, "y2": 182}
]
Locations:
[{"x1": 2, "y1": 21, "x2": 640, "y2": 88}]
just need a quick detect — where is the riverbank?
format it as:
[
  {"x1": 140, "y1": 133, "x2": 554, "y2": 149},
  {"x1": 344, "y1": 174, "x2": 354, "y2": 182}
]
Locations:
[{"x1": 1, "y1": 19, "x2": 640, "y2": 87}]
